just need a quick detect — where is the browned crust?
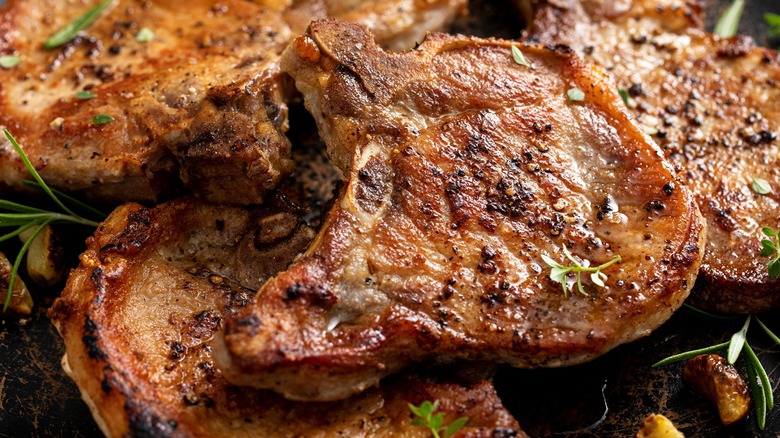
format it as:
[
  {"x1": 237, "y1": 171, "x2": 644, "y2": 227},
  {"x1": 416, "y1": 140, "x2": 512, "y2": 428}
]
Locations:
[
  {"x1": 523, "y1": 0, "x2": 780, "y2": 313},
  {"x1": 48, "y1": 199, "x2": 522, "y2": 437},
  {"x1": 217, "y1": 19, "x2": 705, "y2": 401}
]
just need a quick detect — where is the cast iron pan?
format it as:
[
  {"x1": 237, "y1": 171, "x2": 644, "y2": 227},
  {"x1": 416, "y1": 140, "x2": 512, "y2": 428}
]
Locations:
[{"x1": 1, "y1": 0, "x2": 779, "y2": 436}]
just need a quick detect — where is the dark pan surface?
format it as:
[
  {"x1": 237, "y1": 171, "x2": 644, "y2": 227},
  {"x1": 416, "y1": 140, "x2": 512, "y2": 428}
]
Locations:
[{"x1": 1, "y1": 0, "x2": 779, "y2": 437}]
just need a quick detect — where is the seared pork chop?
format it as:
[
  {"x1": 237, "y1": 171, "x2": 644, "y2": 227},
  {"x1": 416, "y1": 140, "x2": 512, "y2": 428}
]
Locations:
[
  {"x1": 49, "y1": 198, "x2": 521, "y2": 437},
  {"x1": 216, "y1": 20, "x2": 705, "y2": 401},
  {"x1": 523, "y1": 0, "x2": 780, "y2": 313},
  {"x1": 0, "y1": 0, "x2": 466, "y2": 205}
]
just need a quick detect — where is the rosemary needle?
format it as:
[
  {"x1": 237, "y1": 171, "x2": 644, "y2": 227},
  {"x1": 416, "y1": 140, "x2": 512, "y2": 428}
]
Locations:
[{"x1": 1, "y1": 129, "x2": 105, "y2": 312}]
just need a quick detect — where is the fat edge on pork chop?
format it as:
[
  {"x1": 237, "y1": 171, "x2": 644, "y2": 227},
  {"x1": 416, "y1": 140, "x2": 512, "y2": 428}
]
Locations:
[{"x1": 214, "y1": 19, "x2": 705, "y2": 402}]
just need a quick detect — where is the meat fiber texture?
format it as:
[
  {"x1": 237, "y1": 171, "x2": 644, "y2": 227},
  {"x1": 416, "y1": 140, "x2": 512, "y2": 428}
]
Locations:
[
  {"x1": 49, "y1": 198, "x2": 522, "y2": 437},
  {"x1": 0, "y1": 0, "x2": 466, "y2": 205},
  {"x1": 523, "y1": 0, "x2": 780, "y2": 313},
  {"x1": 215, "y1": 19, "x2": 705, "y2": 402}
]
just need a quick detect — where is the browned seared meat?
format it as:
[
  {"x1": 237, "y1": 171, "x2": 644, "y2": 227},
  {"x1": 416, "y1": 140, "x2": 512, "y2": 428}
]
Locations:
[
  {"x1": 215, "y1": 19, "x2": 705, "y2": 402},
  {"x1": 48, "y1": 198, "x2": 521, "y2": 437},
  {"x1": 0, "y1": 0, "x2": 466, "y2": 205},
  {"x1": 0, "y1": 0, "x2": 294, "y2": 205},
  {"x1": 523, "y1": 0, "x2": 780, "y2": 313}
]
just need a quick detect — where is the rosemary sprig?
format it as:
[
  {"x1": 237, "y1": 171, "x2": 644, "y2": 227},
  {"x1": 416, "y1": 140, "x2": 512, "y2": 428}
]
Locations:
[
  {"x1": 714, "y1": 0, "x2": 745, "y2": 38},
  {"x1": 653, "y1": 313, "x2": 778, "y2": 429},
  {"x1": 44, "y1": 0, "x2": 113, "y2": 50},
  {"x1": 541, "y1": 245, "x2": 621, "y2": 297},
  {"x1": 1, "y1": 129, "x2": 105, "y2": 312},
  {"x1": 408, "y1": 400, "x2": 468, "y2": 438}
]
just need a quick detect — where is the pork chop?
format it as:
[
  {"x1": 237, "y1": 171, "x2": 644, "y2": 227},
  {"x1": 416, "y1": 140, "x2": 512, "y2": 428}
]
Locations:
[
  {"x1": 48, "y1": 198, "x2": 522, "y2": 437},
  {"x1": 215, "y1": 19, "x2": 705, "y2": 402},
  {"x1": 522, "y1": 0, "x2": 780, "y2": 313},
  {"x1": 0, "y1": 0, "x2": 466, "y2": 205}
]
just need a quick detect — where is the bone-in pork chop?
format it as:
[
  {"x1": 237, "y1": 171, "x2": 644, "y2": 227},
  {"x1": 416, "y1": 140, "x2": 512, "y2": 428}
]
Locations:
[
  {"x1": 48, "y1": 198, "x2": 522, "y2": 437},
  {"x1": 522, "y1": 0, "x2": 780, "y2": 313},
  {"x1": 215, "y1": 19, "x2": 705, "y2": 402},
  {"x1": 0, "y1": 0, "x2": 466, "y2": 205}
]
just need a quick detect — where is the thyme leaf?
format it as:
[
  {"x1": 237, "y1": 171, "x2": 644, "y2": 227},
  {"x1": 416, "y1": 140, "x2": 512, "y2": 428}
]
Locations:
[
  {"x1": 0, "y1": 56, "x2": 21, "y2": 69},
  {"x1": 511, "y1": 45, "x2": 531, "y2": 68},
  {"x1": 760, "y1": 227, "x2": 780, "y2": 279},
  {"x1": 91, "y1": 114, "x2": 115, "y2": 124},
  {"x1": 751, "y1": 177, "x2": 772, "y2": 195},
  {"x1": 75, "y1": 90, "x2": 96, "y2": 100},
  {"x1": 408, "y1": 400, "x2": 468, "y2": 438},
  {"x1": 136, "y1": 27, "x2": 155, "y2": 43},
  {"x1": 765, "y1": 12, "x2": 780, "y2": 37},
  {"x1": 541, "y1": 245, "x2": 621, "y2": 297},
  {"x1": 567, "y1": 87, "x2": 585, "y2": 102}
]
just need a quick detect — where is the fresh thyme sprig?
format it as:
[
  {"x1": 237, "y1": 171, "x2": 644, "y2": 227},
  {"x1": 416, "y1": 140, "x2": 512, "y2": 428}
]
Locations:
[
  {"x1": 765, "y1": 13, "x2": 780, "y2": 37},
  {"x1": 759, "y1": 227, "x2": 780, "y2": 279},
  {"x1": 541, "y1": 245, "x2": 621, "y2": 297},
  {"x1": 408, "y1": 400, "x2": 468, "y2": 438},
  {"x1": 1, "y1": 129, "x2": 105, "y2": 312},
  {"x1": 653, "y1": 314, "x2": 778, "y2": 430}
]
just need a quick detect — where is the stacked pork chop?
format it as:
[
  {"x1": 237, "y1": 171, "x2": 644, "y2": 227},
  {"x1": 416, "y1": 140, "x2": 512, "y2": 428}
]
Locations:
[
  {"x1": 522, "y1": 0, "x2": 780, "y2": 313},
  {"x1": 1, "y1": 0, "x2": 773, "y2": 435}
]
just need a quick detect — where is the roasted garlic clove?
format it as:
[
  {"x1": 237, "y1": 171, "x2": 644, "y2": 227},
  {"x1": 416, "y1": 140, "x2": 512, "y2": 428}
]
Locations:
[
  {"x1": 682, "y1": 354, "x2": 750, "y2": 425},
  {"x1": 20, "y1": 225, "x2": 65, "y2": 286},
  {"x1": 0, "y1": 251, "x2": 33, "y2": 317},
  {"x1": 635, "y1": 414, "x2": 684, "y2": 438}
]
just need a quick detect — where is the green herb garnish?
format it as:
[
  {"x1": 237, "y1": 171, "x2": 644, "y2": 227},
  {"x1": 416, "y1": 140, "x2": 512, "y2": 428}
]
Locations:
[
  {"x1": 567, "y1": 87, "x2": 585, "y2": 102},
  {"x1": 75, "y1": 90, "x2": 96, "y2": 100},
  {"x1": 408, "y1": 400, "x2": 468, "y2": 438},
  {"x1": 751, "y1": 177, "x2": 772, "y2": 195},
  {"x1": 759, "y1": 227, "x2": 780, "y2": 278},
  {"x1": 618, "y1": 88, "x2": 637, "y2": 108},
  {"x1": 541, "y1": 245, "x2": 621, "y2": 297},
  {"x1": 653, "y1": 314, "x2": 778, "y2": 430},
  {"x1": 44, "y1": 0, "x2": 113, "y2": 50},
  {"x1": 765, "y1": 12, "x2": 780, "y2": 37},
  {"x1": 714, "y1": 0, "x2": 745, "y2": 38},
  {"x1": 136, "y1": 27, "x2": 155, "y2": 43},
  {"x1": 511, "y1": 45, "x2": 531, "y2": 68},
  {"x1": 0, "y1": 56, "x2": 21, "y2": 69},
  {"x1": 91, "y1": 114, "x2": 114, "y2": 124},
  {"x1": 1, "y1": 130, "x2": 105, "y2": 312}
]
